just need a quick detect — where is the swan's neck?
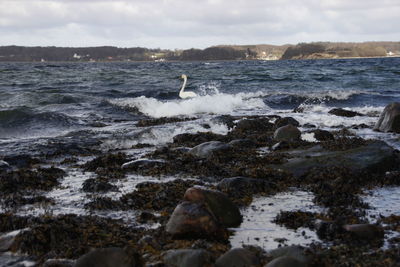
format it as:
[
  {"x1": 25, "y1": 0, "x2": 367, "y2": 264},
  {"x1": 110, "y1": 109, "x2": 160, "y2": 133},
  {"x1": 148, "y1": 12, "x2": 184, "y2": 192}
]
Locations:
[{"x1": 180, "y1": 76, "x2": 187, "y2": 94}]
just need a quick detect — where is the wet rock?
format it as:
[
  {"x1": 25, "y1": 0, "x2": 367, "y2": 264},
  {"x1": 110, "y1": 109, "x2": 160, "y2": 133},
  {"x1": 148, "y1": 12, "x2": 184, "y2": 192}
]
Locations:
[
  {"x1": 217, "y1": 177, "x2": 275, "y2": 199},
  {"x1": 184, "y1": 187, "x2": 242, "y2": 227},
  {"x1": 302, "y1": 123, "x2": 316, "y2": 128},
  {"x1": 271, "y1": 141, "x2": 290, "y2": 151},
  {"x1": 0, "y1": 229, "x2": 26, "y2": 252},
  {"x1": 3, "y1": 154, "x2": 40, "y2": 169},
  {"x1": 212, "y1": 115, "x2": 236, "y2": 129},
  {"x1": 75, "y1": 247, "x2": 141, "y2": 267},
  {"x1": 313, "y1": 129, "x2": 334, "y2": 141},
  {"x1": 343, "y1": 224, "x2": 384, "y2": 241},
  {"x1": 215, "y1": 248, "x2": 260, "y2": 267},
  {"x1": 173, "y1": 132, "x2": 226, "y2": 147},
  {"x1": 43, "y1": 259, "x2": 75, "y2": 267},
  {"x1": 165, "y1": 201, "x2": 225, "y2": 240},
  {"x1": 0, "y1": 160, "x2": 10, "y2": 170},
  {"x1": 83, "y1": 153, "x2": 129, "y2": 172},
  {"x1": 228, "y1": 139, "x2": 258, "y2": 149},
  {"x1": 265, "y1": 256, "x2": 306, "y2": 267},
  {"x1": 267, "y1": 245, "x2": 311, "y2": 266},
  {"x1": 121, "y1": 159, "x2": 166, "y2": 170},
  {"x1": 273, "y1": 125, "x2": 301, "y2": 142},
  {"x1": 163, "y1": 249, "x2": 212, "y2": 267},
  {"x1": 374, "y1": 102, "x2": 400, "y2": 133},
  {"x1": 84, "y1": 197, "x2": 125, "y2": 210},
  {"x1": 274, "y1": 117, "x2": 300, "y2": 129},
  {"x1": 0, "y1": 167, "x2": 65, "y2": 193},
  {"x1": 81, "y1": 178, "x2": 117, "y2": 193},
  {"x1": 137, "y1": 117, "x2": 196, "y2": 127},
  {"x1": 189, "y1": 141, "x2": 231, "y2": 159},
  {"x1": 234, "y1": 118, "x2": 274, "y2": 134},
  {"x1": 328, "y1": 108, "x2": 363, "y2": 117},
  {"x1": 271, "y1": 140, "x2": 398, "y2": 177}
]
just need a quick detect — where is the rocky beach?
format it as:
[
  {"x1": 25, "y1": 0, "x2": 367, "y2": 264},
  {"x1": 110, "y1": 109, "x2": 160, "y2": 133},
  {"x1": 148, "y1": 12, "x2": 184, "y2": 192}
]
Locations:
[{"x1": 0, "y1": 59, "x2": 399, "y2": 266}]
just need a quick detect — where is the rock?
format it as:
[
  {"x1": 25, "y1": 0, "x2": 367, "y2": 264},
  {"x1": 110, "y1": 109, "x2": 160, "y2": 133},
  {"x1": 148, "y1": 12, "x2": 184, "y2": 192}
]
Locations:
[
  {"x1": 274, "y1": 117, "x2": 300, "y2": 129},
  {"x1": 267, "y1": 245, "x2": 311, "y2": 265},
  {"x1": 81, "y1": 178, "x2": 117, "y2": 193},
  {"x1": 43, "y1": 259, "x2": 75, "y2": 267},
  {"x1": 0, "y1": 160, "x2": 10, "y2": 170},
  {"x1": 165, "y1": 201, "x2": 223, "y2": 239},
  {"x1": 189, "y1": 141, "x2": 231, "y2": 158},
  {"x1": 271, "y1": 141, "x2": 290, "y2": 151},
  {"x1": 217, "y1": 177, "x2": 274, "y2": 198},
  {"x1": 184, "y1": 187, "x2": 242, "y2": 227},
  {"x1": 0, "y1": 229, "x2": 26, "y2": 252},
  {"x1": 234, "y1": 118, "x2": 274, "y2": 133},
  {"x1": 163, "y1": 249, "x2": 212, "y2": 267},
  {"x1": 328, "y1": 108, "x2": 363, "y2": 117},
  {"x1": 212, "y1": 115, "x2": 236, "y2": 129},
  {"x1": 343, "y1": 224, "x2": 384, "y2": 241},
  {"x1": 228, "y1": 139, "x2": 258, "y2": 149},
  {"x1": 3, "y1": 154, "x2": 39, "y2": 169},
  {"x1": 374, "y1": 102, "x2": 400, "y2": 133},
  {"x1": 121, "y1": 159, "x2": 166, "y2": 170},
  {"x1": 215, "y1": 248, "x2": 260, "y2": 267},
  {"x1": 75, "y1": 247, "x2": 141, "y2": 267},
  {"x1": 265, "y1": 256, "x2": 306, "y2": 267},
  {"x1": 313, "y1": 129, "x2": 334, "y2": 141},
  {"x1": 273, "y1": 125, "x2": 301, "y2": 142},
  {"x1": 271, "y1": 140, "x2": 398, "y2": 177}
]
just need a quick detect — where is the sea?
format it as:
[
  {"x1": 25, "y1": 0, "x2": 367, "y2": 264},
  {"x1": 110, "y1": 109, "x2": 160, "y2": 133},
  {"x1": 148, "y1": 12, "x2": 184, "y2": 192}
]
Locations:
[{"x1": 0, "y1": 58, "x2": 399, "y2": 259}]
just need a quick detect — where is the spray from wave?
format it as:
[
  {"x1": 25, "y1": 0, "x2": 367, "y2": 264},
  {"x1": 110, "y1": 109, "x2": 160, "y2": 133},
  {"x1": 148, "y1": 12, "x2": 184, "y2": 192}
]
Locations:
[{"x1": 109, "y1": 92, "x2": 267, "y2": 118}]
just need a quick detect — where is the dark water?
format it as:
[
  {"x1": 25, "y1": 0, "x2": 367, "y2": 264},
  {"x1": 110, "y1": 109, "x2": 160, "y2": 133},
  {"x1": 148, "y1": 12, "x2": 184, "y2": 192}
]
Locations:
[{"x1": 0, "y1": 58, "x2": 399, "y2": 154}]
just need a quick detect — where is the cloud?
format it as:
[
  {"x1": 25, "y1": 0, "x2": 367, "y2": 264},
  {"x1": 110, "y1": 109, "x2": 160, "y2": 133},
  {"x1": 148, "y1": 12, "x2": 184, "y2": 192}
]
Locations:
[{"x1": 0, "y1": 0, "x2": 399, "y2": 48}]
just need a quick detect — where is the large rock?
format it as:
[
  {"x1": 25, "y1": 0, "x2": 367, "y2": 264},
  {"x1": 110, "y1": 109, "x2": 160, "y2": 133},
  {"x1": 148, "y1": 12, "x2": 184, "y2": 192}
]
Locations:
[
  {"x1": 166, "y1": 201, "x2": 223, "y2": 239},
  {"x1": 267, "y1": 245, "x2": 311, "y2": 266},
  {"x1": 374, "y1": 102, "x2": 400, "y2": 133},
  {"x1": 163, "y1": 249, "x2": 212, "y2": 267},
  {"x1": 265, "y1": 256, "x2": 306, "y2": 267},
  {"x1": 184, "y1": 187, "x2": 242, "y2": 227},
  {"x1": 274, "y1": 117, "x2": 300, "y2": 129},
  {"x1": 271, "y1": 140, "x2": 398, "y2": 177},
  {"x1": 217, "y1": 177, "x2": 274, "y2": 198},
  {"x1": 189, "y1": 141, "x2": 231, "y2": 158},
  {"x1": 313, "y1": 129, "x2": 334, "y2": 141},
  {"x1": 121, "y1": 159, "x2": 165, "y2": 170},
  {"x1": 273, "y1": 125, "x2": 301, "y2": 142},
  {"x1": 215, "y1": 248, "x2": 260, "y2": 267},
  {"x1": 234, "y1": 118, "x2": 274, "y2": 133},
  {"x1": 328, "y1": 108, "x2": 363, "y2": 117},
  {"x1": 343, "y1": 224, "x2": 384, "y2": 241},
  {"x1": 74, "y1": 247, "x2": 141, "y2": 267}
]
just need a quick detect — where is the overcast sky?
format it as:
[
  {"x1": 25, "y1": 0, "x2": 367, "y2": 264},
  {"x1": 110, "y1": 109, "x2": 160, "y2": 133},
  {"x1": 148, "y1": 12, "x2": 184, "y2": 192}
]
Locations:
[{"x1": 0, "y1": 0, "x2": 399, "y2": 49}]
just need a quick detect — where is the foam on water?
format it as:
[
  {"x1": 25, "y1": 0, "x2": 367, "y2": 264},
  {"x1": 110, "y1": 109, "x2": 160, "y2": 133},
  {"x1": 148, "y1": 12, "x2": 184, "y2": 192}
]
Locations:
[{"x1": 109, "y1": 92, "x2": 266, "y2": 118}]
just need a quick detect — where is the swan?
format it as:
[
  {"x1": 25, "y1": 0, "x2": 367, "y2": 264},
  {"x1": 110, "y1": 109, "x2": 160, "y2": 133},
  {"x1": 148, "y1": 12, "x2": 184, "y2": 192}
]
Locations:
[{"x1": 179, "y1": 74, "x2": 197, "y2": 99}]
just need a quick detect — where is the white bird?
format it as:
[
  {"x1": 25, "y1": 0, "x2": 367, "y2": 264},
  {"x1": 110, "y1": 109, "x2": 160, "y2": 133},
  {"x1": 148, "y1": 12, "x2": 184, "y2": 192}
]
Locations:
[{"x1": 179, "y1": 74, "x2": 197, "y2": 99}]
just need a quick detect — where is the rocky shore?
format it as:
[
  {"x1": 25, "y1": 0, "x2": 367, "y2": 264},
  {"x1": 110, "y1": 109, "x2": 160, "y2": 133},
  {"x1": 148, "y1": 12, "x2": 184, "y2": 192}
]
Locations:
[{"x1": 0, "y1": 103, "x2": 399, "y2": 266}]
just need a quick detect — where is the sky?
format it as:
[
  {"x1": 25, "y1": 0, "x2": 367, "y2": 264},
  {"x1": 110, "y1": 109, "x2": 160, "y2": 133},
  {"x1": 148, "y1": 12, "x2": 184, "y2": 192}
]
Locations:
[{"x1": 0, "y1": 0, "x2": 399, "y2": 49}]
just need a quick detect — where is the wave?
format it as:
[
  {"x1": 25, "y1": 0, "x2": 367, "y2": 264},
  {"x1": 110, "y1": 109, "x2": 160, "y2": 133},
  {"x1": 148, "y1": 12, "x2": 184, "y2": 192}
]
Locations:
[{"x1": 108, "y1": 92, "x2": 267, "y2": 118}]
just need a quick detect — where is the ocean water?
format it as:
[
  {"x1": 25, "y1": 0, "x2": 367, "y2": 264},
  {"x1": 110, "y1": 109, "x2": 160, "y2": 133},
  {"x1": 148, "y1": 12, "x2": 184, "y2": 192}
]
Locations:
[{"x1": 0, "y1": 58, "x2": 400, "y2": 253}]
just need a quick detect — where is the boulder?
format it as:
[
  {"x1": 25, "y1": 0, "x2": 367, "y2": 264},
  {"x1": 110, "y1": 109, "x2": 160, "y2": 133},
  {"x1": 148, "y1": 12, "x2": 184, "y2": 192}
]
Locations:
[
  {"x1": 343, "y1": 224, "x2": 384, "y2": 241},
  {"x1": 328, "y1": 108, "x2": 363, "y2": 117},
  {"x1": 267, "y1": 245, "x2": 311, "y2": 265},
  {"x1": 215, "y1": 248, "x2": 260, "y2": 267},
  {"x1": 163, "y1": 249, "x2": 212, "y2": 267},
  {"x1": 271, "y1": 140, "x2": 398, "y2": 177},
  {"x1": 121, "y1": 159, "x2": 165, "y2": 170},
  {"x1": 217, "y1": 177, "x2": 274, "y2": 198},
  {"x1": 313, "y1": 129, "x2": 334, "y2": 141},
  {"x1": 165, "y1": 201, "x2": 223, "y2": 239},
  {"x1": 74, "y1": 247, "x2": 141, "y2": 267},
  {"x1": 234, "y1": 118, "x2": 274, "y2": 133},
  {"x1": 265, "y1": 256, "x2": 306, "y2": 267},
  {"x1": 189, "y1": 141, "x2": 231, "y2": 158},
  {"x1": 274, "y1": 117, "x2": 300, "y2": 129},
  {"x1": 273, "y1": 125, "x2": 301, "y2": 142},
  {"x1": 228, "y1": 139, "x2": 258, "y2": 149},
  {"x1": 184, "y1": 187, "x2": 242, "y2": 227},
  {"x1": 374, "y1": 102, "x2": 400, "y2": 133}
]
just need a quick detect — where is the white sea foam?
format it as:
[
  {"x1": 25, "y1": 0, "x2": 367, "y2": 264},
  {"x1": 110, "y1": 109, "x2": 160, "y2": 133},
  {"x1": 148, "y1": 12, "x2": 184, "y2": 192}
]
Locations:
[{"x1": 109, "y1": 93, "x2": 266, "y2": 118}]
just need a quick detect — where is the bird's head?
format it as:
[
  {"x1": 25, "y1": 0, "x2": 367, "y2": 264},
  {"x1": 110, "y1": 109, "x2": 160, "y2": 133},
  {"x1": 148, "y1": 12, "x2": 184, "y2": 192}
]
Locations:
[{"x1": 181, "y1": 74, "x2": 187, "y2": 79}]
